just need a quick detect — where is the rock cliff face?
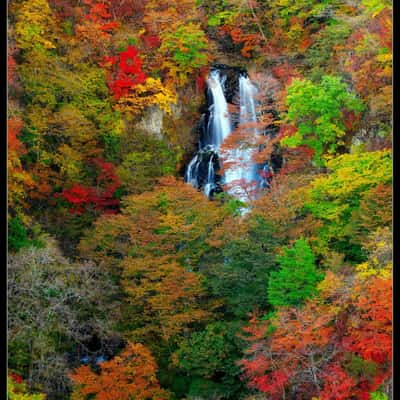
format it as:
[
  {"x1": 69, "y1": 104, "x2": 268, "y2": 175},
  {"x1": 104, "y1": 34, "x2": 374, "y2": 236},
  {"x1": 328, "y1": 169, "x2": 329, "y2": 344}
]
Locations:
[
  {"x1": 136, "y1": 105, "x2": 165, "y2": 140},
  {"x1": 136, "y1": 102, "x2": 182, "y2": 140}
]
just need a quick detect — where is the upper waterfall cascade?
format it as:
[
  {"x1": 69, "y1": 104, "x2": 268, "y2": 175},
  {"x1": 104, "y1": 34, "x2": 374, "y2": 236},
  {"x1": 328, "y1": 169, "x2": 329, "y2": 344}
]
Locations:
[
  {"x1": 185, "y1": 68, "x2": 271, "y2": 199},
  {"x1": 207, "y1": 70, "x2": 232, "y2": 148}
]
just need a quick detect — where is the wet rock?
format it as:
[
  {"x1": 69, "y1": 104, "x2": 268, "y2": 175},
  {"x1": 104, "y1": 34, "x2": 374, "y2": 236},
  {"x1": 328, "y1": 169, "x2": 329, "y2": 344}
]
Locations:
[{"x1": 186, "y1": 145, "x2": 222, "y2": 190}]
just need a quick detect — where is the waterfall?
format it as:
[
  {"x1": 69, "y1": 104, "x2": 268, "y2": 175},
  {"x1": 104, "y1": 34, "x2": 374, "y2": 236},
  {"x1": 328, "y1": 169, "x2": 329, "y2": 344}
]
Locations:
[
  {"x1": 185, "y1": 70, "x2": 231, "y2": 197},
  {"x1": 239, "y1": 75, "x2": 259, "y2": 135},
  {"x1": 204, "y1": 154, "x2": 215, "y2": 198},
  {"x1": 207, "y1": 70, "x2": 231, "y2": 148},
  {"x1": 185, "y1": 67, "x2": 268, "y2": 200},
  {"x1": 223, "y1": 75, "x2": 260, "y2": 198},
  {"x1": 185, "y1": 154, "x2": 199, "y2": 187}
]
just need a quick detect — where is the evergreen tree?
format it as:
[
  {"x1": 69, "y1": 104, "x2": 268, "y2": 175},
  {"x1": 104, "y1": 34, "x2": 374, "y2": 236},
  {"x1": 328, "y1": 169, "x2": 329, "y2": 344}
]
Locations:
[{"x1": 268, "y1": 238, "x2": 324, "y2": 307}]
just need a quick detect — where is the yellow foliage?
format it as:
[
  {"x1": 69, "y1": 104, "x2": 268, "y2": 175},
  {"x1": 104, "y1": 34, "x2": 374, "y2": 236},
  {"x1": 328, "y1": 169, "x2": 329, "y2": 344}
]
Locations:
[
  {"x1": 375, "y1": 52, "x2": 392, "y2": 64},
  {"x1": 356, "y1": 227, "x2": 392, "y2": 280},
  {"x1": 161, "y1": 60, "x2": 189, "y2": 88},
  {"x1": 115, "y1": 78, "x2": 177, "y2": 116},
  {"x1": 14, "y1": 0, "x2": 58, "y2": 51},
  {"x1": 8, "y1": 376, "x2": 46, "y2": 400},
  {"x1": 8, "y1": 158, "x2": 34, "y2": 211},
  {"x1": 356, "y1": 261, "x2": 391, "y2": 280},
  {"x1": 53, "y1": 145, "x2": 84, "y2": 182}
]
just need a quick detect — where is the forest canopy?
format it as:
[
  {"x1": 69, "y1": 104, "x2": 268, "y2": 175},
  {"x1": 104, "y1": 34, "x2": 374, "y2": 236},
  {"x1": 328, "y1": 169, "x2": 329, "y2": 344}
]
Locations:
[{"x1": 7, "y1": 0, "x2": 392, "y2": 399}]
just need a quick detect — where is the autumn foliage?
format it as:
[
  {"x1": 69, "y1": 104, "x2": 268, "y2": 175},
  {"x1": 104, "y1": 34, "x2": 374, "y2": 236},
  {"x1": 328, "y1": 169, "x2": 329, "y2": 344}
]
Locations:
[
  {"x1": 240, "y1": 271, "x2": 392, "y2": 400},
  {"x1": 104, "y1": 46, "x2": 147, "y2": 99},
  {"x1": 7, "y1": 0, "x2": 392, "y2": 399},
  {"x1": 70, "y1": 342, "x2": 171, "y2": 400},
  {"x1": 75, "y1": 0, "x2": 119, "y2": 46},
  {"x1": 58, "y1": 159, "x2": 121, "y2": 214}
]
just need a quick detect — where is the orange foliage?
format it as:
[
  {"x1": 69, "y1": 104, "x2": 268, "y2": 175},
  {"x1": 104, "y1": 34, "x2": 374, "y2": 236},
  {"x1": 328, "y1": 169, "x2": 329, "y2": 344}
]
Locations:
[
  {"x1": 229, "y1": 27, "x2": 261, "y2": 58},
  {"x1": 143, "y1": 0, "x2": 197, "y2": 35},
  {"x1": 70, "y1": 342, "x2": 170, "y2": 400},
  {"x1": 240, "y1": 272, "x2": 392, "y2": 399},
  {"x1": 344, "y1": 277, "x2": 392, "y2": 365},
  {"x1": 79, "y1": 176, "x2": 228, "y2": 266},
  {"x1": 28, "y1": 165, "x2": 56, "y2": 200},
  {"x1": 344, "y1": 7, "x2": 392, "y2": 130},
  {"x1": 75, "y1": 0, "x2": 119, "y2": 49},
  {"x1": 350, "y1": 183, "x2": 392, "y2": 244},
  {"x1": 279, "y1": 145, "x2": 315, "y2": 175},
  {"x1": 121, "y1": 256, "x2": 212, "y2": 341},
  {"x1": 241, "y1": 297, "x2": 339, "y2": 399},
  {"x1": 78, "y1": 177, "x2": 227, "y2": 341}
]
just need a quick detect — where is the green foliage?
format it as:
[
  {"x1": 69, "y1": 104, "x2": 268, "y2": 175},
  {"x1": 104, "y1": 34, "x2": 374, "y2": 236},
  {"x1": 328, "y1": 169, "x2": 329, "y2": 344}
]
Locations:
[
  {"x1": 267, "y1": 238, "x2": 324, "y2": 307},
  {"x1": 202, "y1": 217, "x2": 281, "y2": 318},
  {"x1": 343, "y1": 353, "x2": 377, "y2": 381},
  {"x1": 304, "y1": 22, "x2": 352, "y2": 80},
  {"x1": 198, "y1": 0, "x2": 244, "y2": 38},
  {"x1": 8, "y1": 216, "x2": 44, "y2": 253},
  {"x1": 214, "y1": 193, "x2": 249, "y2": 216},
  {"x1": 160, "y1": 23, "x2": 208, "y2": 85},
  {"x1": 166, "y1": 23, "x2": 208, "y2": 68},
  {"x1": 370, "y1": 391, "x2": 389, "y2": 400},
  {"x1": 8, "y1": 216, "x2": 31, "y2": 252},
  {"x1": 304, "y1": 150, "x2": 392, "y2": 260},
  {"x1": 116, "y1": 132, "x2": 178, "y2": 194},
  {"x1": 276, "y1": 0, "x2": 338, "y2": 22},
  {"x1": 174, "y1": 322, "x2": 246, "y2": 399},
  {"x1": 282, "y1": 75, "x2": 364, "y2": 165},
  {"x1": 208, "y1": 10, "x2": 238, "y2": 27},
  {"x1": 362, "y1": 0, "x2": 391, "y2": 16}
]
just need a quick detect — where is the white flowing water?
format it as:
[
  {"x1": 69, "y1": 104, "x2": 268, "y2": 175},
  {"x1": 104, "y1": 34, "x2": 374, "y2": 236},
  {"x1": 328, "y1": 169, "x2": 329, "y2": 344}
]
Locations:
[
  {"x1": 185, "y1": 69, "x2": 263, "y2": 200},
  {"x1": 185, "y1": 70, "x2": 232, "y2": 195},
  {"x1": 203, "y1": 154, "x2": 215, "y2": 197},
  {"x1": 223, "y1": 75, "x2": 259, "y2": 199},
  {"x1": 185, "y1": 153, "x2": 198, "y2": 186},
  {"x1": 239, "y1": 75, "x2": 259, "y2": 135},
  {"x1": 207, "y1": 70, "x2": 232, "y2": 148}
]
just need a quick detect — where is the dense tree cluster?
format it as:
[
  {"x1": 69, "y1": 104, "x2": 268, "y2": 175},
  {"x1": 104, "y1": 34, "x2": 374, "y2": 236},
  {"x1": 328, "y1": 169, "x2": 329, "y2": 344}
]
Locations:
[{"x1": 8, "y1": 0, "x2": 391, "y2": 399}]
